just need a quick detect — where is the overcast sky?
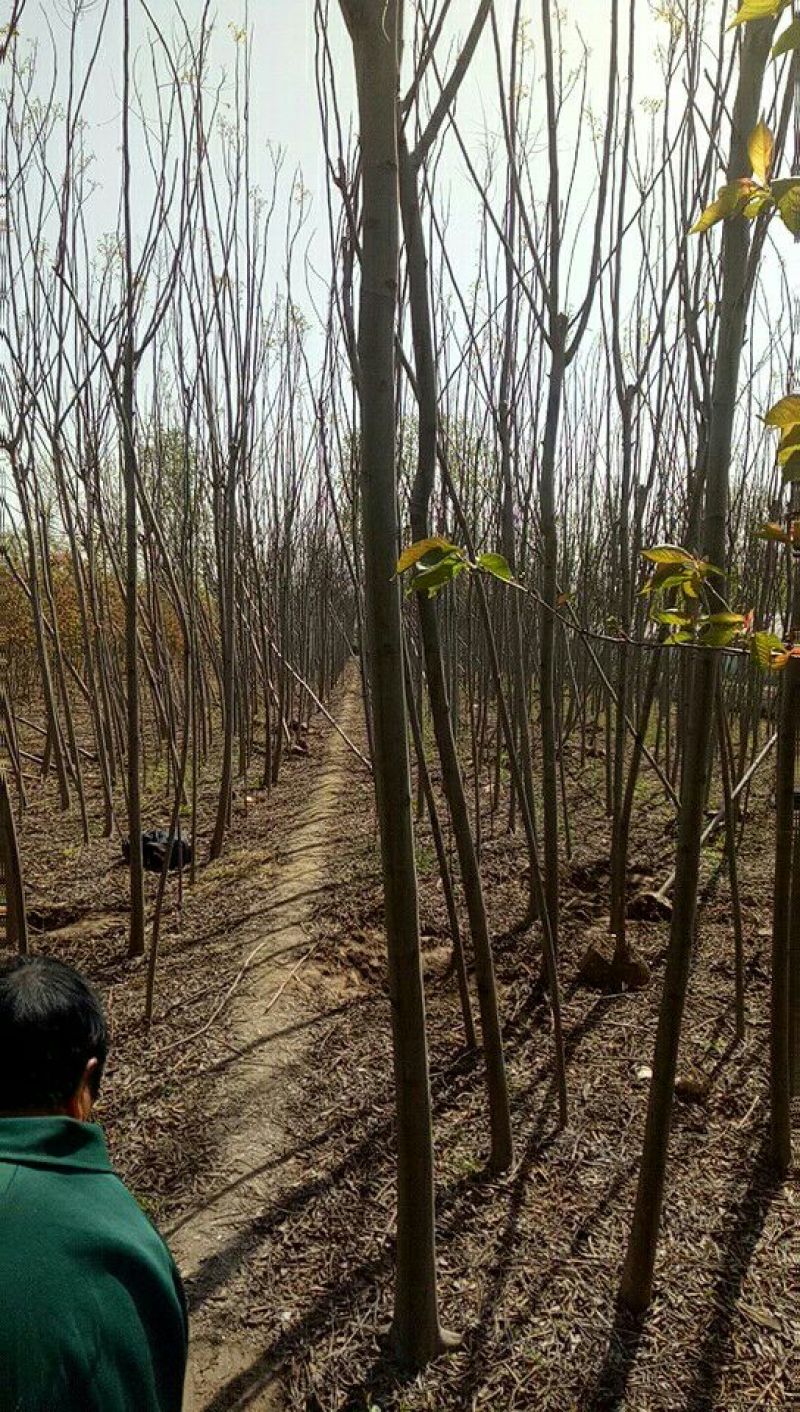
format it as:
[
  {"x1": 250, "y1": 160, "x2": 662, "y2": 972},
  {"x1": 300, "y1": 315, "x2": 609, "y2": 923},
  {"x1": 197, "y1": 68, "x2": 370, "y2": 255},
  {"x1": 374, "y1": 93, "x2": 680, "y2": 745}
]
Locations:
[
  {"x1": 11, "y1": 1, "x2": 791, "y2": 385},
  {"x1": 14, "y1": 1, "x2": 650, "y2": 300}
]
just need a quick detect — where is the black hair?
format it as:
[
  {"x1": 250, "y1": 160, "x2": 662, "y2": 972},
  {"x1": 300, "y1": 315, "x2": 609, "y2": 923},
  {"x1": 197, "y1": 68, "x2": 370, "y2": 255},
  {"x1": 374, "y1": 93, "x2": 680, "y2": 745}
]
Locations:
[{"x1": 0, "y1": 956, "x2": 108, "y2": 1113}]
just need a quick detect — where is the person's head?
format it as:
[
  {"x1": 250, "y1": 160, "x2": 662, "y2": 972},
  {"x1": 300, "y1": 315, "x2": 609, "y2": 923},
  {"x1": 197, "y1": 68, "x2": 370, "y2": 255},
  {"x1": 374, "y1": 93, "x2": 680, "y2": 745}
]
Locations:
[{"x1": 0, "y1": 956, "x2": 108, "y2": 1120}]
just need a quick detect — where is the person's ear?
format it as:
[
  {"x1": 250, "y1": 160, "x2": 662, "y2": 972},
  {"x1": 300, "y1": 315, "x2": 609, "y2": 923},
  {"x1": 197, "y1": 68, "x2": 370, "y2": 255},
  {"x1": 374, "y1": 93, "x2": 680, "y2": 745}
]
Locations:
[{"x1": 65, "y1": 1057, "x2": 99, "y2": 1122}]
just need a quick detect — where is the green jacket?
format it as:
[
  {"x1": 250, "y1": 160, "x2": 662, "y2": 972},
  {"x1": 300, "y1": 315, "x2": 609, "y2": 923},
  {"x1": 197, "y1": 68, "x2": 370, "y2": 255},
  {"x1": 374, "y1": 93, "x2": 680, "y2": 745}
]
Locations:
[{"x1": 0, "y1": 1117, "x2": 187, "y2": 1411}]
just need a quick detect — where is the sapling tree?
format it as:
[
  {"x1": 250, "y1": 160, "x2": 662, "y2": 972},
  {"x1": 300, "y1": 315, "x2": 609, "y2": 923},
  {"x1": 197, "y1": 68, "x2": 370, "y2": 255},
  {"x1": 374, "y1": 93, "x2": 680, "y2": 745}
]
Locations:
[
  {"x1": 620, "y1": 3, "x2": 792, "y2": 1312},
  {"x1": 397, "y1": 0, "x2": 515, "y2": 1175},
  {"x1": 762, "y1": 396, "x2": 800, "y2": 1162},
  {"x1": 519, "y1": 0, "x2": 619, "y2": 956},
  {"x1": 336, "y1": 0, "x2": 456, "y2": 1367}
]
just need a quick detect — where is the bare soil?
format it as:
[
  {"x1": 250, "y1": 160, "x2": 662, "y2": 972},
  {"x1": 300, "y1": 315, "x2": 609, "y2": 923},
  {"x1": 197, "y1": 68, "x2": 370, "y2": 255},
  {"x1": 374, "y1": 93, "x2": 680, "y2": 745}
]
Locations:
[
  {"x1": 2, "y1": 684, "x2": 797, "y2": 1411},
  {"x1": 169, "y1": 678, "x2": 365, "y2": 1410},
  {"x1": 227, "y1": 706, "x2": 798, "y2": 1412}
]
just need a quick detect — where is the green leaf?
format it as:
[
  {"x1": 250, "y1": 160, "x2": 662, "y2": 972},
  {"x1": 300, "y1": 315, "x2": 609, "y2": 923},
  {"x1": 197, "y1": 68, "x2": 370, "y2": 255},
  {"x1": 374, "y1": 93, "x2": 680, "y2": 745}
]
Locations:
[
  {"x1": 653, "y1": 610, "x2": 692, "y2": 626},
  {"x1": 728, "y1": 0, "x2": 790, "y2": 28},
  {"x1": 641, "y1": 544, "x2": 694, "y2": 565},
  {"x1": 777, "y1": 424, "x2": 800, "y2": 465},
  {"x1": 767, "y1": 178, "x2": 800, "y2": 198},
  {"x1": 775, "y1": 181, "x2": 800, "y2": 235},
  {"x1": 645, "y1": 563, "x2": 696, "y2": 598},
  {"x1": 666, "y1": 630, "x2": 694, "y2": 644},
  {"x1": 656, "y1": 572, "x2": 695, "y2": 591},
  {"x1": 742, "y1": 190, "x2": 774, "y2": 218},
  {"x1": 781, "y1": 450, "x2": 800, "y2": 483},
  {"x1": 706, "y1": 612, "x2": 746, "y2": 626},
  {"x1": 772, "y1": 16, "x2": 800, "y2": 53},
  {"x1": 689, "y1": 179, "x2": 759, "y2": 233},
  {"x1": 748, "y1": 121, "x2": 774, "y2": 184},
  {"x1": 698, "y1": 624, "x2": 738, "y2": 647},
  {"x1": 764, "y1": 394, "x2": 800, "y2": 428},
  {"x1": 751, "y1": 630, "x2": 785, "y2": 670},
  {"x1": 476, "y1": 551, "x2": 517, "y2": 584},
  {"x1": 396, "y1": 537, "x2": 459, "y2": 575},
  {"x1": 407, "y1": 553, "x2": 468, "y2": 598},
  {"x1": 690, "y1": 198, "x2": 727, "y2": 235}
]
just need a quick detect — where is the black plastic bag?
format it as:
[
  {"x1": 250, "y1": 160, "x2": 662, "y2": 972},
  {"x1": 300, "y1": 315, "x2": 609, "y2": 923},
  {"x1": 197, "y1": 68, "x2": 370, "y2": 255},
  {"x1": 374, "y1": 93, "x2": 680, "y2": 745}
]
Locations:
[{"x1": 122, "y1": 829, "x2": 192, "y2": 873}]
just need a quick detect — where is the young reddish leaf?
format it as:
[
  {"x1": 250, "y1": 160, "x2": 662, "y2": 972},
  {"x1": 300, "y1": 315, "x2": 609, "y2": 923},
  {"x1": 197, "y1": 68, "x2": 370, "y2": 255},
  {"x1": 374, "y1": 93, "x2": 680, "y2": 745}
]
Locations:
[
  {"x1": 722, "y1": 177, "x2": 759, "y2": 209},
  {"x1": 754, "y1": 521, "x2": 790, "y2": 542}
]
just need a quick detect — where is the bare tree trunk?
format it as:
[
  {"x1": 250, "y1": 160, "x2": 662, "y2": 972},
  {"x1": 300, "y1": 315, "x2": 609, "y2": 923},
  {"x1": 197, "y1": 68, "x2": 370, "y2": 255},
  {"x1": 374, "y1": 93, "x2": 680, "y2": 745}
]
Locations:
[
  {"x1": 337, "y1": 0, "x2": 453, "y2": 1366},
  {"x1": 0, "y1": 770, "x2": 27, "y2": 954},
  {"x1": 539, "y1": 332, "x2": 566, "y2": 949},
  {"x1": 399, "y1": 128, "x2": 513, "y2": 1174},
  {"x1": 610, "y1": 643, "x2": 662, "y2": 977},
  {"x1": 717, "y1": 683, "x2": 746, "y2": 1042},
  {"x1": 122, "y1": 0, "x2": 145, "y2": 959},
  {"x1": 620, "y1": 16, "x2": 777, "y2": 1312},
  {"x1": 771, "y1": 491, "x2": 800, "y2": 1152},
  {"x1": 404, "y1": 644, "x2": 476, "y2": 1050},
  {"x1": 771, "y1": 651, "x2": 797, "y2": 1164},
  {"x1": 210, "y1": 445, "x2": 238, "y2": 860}
]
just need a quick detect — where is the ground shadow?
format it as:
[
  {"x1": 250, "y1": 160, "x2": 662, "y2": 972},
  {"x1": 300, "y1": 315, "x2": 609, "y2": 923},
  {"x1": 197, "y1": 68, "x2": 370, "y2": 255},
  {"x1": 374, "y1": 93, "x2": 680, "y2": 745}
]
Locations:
[
  {"x1": 583, "y1": 1295, "x2": 647, "y2": 1411},
  {"x1": 682, "y1": 1132, "x2": 783, "y2": 1411}
]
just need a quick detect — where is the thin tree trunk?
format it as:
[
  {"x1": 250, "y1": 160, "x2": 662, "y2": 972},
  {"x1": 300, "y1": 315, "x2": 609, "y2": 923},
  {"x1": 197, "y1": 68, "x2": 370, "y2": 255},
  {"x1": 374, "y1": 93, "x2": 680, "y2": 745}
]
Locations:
[
  {"x1": 404, "y1": 645, "x2": 476, "y2": 1051},
  {"x1": 620, "y1": 17, "x2": 777, "y2": 1311},
  {"x1": 122, "y1": 0, "x2": 145, "y2": 959},
  {"x1": 400, "y1": 129, "x2": 513, "y2": 1173},
  {"x1": 0, "y1": 770, "x2": 27, "y2": 954},
  {"x1": 338, "y1": 0, "x2": 453, "y2": 1365}
]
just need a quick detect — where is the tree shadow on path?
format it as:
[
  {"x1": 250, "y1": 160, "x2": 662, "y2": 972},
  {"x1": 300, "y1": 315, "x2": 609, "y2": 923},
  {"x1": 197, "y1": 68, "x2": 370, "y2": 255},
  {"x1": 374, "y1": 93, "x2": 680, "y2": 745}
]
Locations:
[
  {"x1": 682, "y1": 1132, "x2": 783, "y2": 1412},
  {"x1": 583, "y1": 1295, "x2": 647, "y2": 1411},
  {"x1": 583, "y1": 1130, "x2": 783, "y2": 1412}
]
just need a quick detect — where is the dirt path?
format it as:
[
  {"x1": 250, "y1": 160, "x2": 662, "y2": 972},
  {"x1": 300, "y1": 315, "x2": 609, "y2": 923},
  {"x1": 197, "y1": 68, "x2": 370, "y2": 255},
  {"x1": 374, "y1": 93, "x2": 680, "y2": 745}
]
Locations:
[{"x1": 167, "y1": 672, "x2": 363, "y2": 1412}]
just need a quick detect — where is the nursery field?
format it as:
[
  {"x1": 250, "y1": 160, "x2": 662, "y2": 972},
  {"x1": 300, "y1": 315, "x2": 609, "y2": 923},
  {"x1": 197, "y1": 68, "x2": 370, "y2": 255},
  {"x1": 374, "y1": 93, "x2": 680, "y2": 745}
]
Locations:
[{"x1": 1, "y1": 1, "x2": 798, "y2": 1409}]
